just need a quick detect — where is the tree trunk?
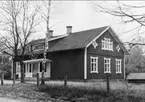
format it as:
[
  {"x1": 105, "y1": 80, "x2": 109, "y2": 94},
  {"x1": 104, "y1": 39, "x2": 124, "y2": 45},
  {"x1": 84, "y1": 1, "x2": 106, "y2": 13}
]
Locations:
[
  {"x1": 37, "y1": 73, "x2": 40, "y2": 87},
  {"x1": 41, "y1": 62, "x2": 45, "y2": 85},
  {"x1": 20, "y1": 61, "x2": 25, "y2": 83},
  {"x1": 106, "y1": 73, "x2": 110, "y2": 93},
  {"x1": 13, "y1": 59, "x2": 16, "y2": 84},
  {"x1": 64, "y1": 73, "x2": 67, "y2": 87},
  {"x1": 1, "y1": 71, "x2": 4, "y2": 85}
]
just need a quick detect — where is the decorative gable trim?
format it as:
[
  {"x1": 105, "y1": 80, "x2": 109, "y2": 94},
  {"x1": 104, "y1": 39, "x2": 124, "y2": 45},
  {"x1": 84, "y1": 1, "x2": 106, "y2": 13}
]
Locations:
[
  {"x1": 86, "y1": 26, "x2": 110, "y2": 48},
  {"x1": 108, "y1": 28, "x2": 129, "y2": 55},
  {"x1": 116, "y1": 45, "x2": 120, "y2": 52},
  {"x1": 92, "y1": 41, "x2": 98, "y2": 49}
]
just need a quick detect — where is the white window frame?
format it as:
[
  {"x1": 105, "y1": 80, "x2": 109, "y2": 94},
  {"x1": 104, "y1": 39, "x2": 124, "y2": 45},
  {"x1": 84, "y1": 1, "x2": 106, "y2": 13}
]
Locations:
[
  {"x1": 104, "y1": 57, "x2": 111, "y2": 73},
  {"x1": 90, "y1": 56, "x2": 98, "y2": 73},
  {"x1": 16, "y1": 62, "x2": 20, "y2": 74},
  {"x1": 116, "y1": 59, "x2": 122, "y2": 74},
  {"x1": 101, "y1": 38, "x2": 113, "y2": 51}
]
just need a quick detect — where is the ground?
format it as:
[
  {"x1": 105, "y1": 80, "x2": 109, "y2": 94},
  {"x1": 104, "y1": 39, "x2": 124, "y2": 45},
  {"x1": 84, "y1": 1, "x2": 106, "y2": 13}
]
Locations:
[
  {"x1": 0, "y1": 80, "x2": 145, "y2": 102},
  {"x1": 0, "y1": 97, "x2": 28, "y2": 102}
]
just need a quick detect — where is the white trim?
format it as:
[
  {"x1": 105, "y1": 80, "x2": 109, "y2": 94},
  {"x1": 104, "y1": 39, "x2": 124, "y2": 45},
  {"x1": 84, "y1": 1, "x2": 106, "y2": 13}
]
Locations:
[
  {"x1": 101, "y1": 37, "x2": 113, "y2": 51},
  {"x1": 23, "y1": 58, "x2": 52, "y2": 64},
  {"x1": 84, "y1": 48, "x2": 87, "y2": 79},
  {"x1": 124, "y1": 56, "x2": 125, "y2": 79},
  {"x1": 31, "y1": 63, "x2": 33, "y2": 73},
  {"x1": 115, "y1": 58, "x2": 122, "y2": 74},
  {"x1": 11, "y1": 59, "x2": 13, "y2": 79},
  {"x1": 104, "y1": 57, "x2": 111, "y2": 73},
  {"x1": 86, "y1": 26, "x2": 110, "y2": 48},
  {"x1": 90, "y1": 56, "x2": 98, "y2": 73},
  {"x1": 108, "y1": 27, "x2": 129, "y2": 55},
  {"x1": 38, "y1": 62, "x2": 40, "y2": 73}
]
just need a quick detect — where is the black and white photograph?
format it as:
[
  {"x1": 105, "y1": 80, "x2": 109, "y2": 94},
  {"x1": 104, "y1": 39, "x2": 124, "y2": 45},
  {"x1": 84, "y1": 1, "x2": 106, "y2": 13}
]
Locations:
[{"x1": 0, "y1": 0, "x2": 144, "y2": 102}]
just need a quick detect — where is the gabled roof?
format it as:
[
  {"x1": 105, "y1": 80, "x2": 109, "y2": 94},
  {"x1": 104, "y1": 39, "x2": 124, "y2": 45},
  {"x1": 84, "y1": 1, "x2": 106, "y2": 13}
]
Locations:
[
  {"x1": 127, "y1": 73, "x2": 145, "y2": 80},
  {"x1": 48, "y1": 26, "x2": 109, "y2": 52},
  {"x1": 29, "y1": 26, "x2": 129, "y2": 54}
]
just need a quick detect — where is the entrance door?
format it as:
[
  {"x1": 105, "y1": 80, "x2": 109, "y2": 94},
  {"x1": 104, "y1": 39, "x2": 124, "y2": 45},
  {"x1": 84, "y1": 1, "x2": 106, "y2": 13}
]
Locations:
[
  {"x1": 44, "y1": 62, "x2": 51, "y2": 77},
  {"x1": 25, "y1": 63, "x2": 32, "y2": 77}
]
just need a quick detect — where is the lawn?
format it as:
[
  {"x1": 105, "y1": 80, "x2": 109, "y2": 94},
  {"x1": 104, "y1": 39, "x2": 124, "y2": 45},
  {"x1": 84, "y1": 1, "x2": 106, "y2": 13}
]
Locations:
[{"x1": 0, "y1": 80, "x2": 145, "y2": 102}]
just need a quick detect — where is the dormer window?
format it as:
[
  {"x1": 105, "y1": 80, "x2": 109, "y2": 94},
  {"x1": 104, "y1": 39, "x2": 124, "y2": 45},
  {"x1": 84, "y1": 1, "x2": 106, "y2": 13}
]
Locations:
[
  {"x1": 101, "y1": 38, "x2": 113, "y2": 51},
  {"x1": 32, "y1": 44, "x2": 44, "y2": 51}
]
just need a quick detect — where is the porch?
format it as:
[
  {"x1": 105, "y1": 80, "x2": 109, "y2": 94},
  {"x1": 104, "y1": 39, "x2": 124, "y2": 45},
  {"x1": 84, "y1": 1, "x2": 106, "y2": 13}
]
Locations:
[{"x1": 16, "y1": 59, "x2": 51, "y2": 78}]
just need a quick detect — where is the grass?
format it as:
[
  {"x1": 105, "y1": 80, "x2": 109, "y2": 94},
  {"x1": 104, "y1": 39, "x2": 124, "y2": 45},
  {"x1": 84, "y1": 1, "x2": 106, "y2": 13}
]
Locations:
[
  {"x1": 0, "y1": 83, "x2": 61, "y2": 102},
  {"x1": 37, "y1": 84, "x2": 145, "y2": 102},
  {"x1": 0, "y1": 81, "x2": 145, "y2": 102}
]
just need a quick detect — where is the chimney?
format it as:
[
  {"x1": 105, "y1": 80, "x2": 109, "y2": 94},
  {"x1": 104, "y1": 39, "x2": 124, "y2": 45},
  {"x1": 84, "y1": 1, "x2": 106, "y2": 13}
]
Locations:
[
  {"x1": 66, "y1": 26, "x2": 72, "y2": 34},
  {"x1": 46, "y1": 30, "x2": 53, "y2": 38},
  {"x1": 49, "y1": 30, "x2": 53, "y2": 36}
]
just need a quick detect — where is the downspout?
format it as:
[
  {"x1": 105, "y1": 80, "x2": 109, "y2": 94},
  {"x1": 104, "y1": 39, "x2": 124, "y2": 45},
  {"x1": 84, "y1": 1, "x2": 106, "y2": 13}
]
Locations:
[
  {"x1": 124, "y1": 55, "x2": 125, "y2": 79},
  {"x1": 11, "y1": 58, "x2": 13, "y2": 79},
  {"x1": 84, "y1": 48, "x2": 87, "y2": 80}
]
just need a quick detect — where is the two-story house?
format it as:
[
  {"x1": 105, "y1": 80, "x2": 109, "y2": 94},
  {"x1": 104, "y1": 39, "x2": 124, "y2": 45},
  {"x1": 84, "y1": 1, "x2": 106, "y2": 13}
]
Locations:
[{"x1": 13, "y1": 26, "x2": 129, "y2": 80}]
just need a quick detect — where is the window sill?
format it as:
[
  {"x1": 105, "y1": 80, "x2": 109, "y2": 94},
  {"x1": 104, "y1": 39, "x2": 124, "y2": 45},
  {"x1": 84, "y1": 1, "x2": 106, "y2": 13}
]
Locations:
[
  {"x1": 101, "y1": 48, "x2": 113, "y2": 51},
  {"x1": 90, "y1": 71, "x2": 98, "y2": 74},
  {"x1": 104, "y1": 71, "x2": 111, "y2": 74},
  {"x1": 116, "y1": 72, "x2": 122, "y2": 74}
]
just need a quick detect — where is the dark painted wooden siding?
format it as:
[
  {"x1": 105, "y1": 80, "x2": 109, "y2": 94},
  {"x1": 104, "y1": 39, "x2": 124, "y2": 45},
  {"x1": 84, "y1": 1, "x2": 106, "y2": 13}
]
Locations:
[
  {"x1": 47, "y1": 49, "x2": 84, "y2": 80},
  {"x1": 87, "y1": 30, "x2": 124, "y2": 79}
]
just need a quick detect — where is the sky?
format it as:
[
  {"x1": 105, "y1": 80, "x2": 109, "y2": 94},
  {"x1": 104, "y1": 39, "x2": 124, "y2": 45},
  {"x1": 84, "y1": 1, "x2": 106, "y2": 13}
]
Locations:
[{"x1": 3, "y1": 1, "x2": 145, "y2": 43}]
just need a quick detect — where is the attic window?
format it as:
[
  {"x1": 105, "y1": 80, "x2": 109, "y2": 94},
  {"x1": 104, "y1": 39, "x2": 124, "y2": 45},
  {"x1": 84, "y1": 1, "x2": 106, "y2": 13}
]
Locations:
[
  {"x1": 32, "y1": 44, "x2": 44, "y2": 50},
  {"x1": 101, "y1": 38, "x2": 113, "y2": 51}
]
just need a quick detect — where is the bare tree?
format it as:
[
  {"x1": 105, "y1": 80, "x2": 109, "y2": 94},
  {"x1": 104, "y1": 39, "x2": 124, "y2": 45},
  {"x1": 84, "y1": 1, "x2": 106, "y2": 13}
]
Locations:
[
  {"x1": 37, "y1": 0, "x2": 52, "y2": 85},
  {"x1": 0, "y1": 0, "x2": 39, "y2": 83},
  {"x1": 91, "y1": 1, "x2": 145, "y2": 35}
]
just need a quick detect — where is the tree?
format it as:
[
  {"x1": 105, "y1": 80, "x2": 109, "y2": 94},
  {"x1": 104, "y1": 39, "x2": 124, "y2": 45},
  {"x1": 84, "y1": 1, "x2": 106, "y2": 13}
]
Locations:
[
  {"x1": 125, "y1": 45, "x2": 145, "y2": 76},
  {"x1": 92, "y1": 0, "x2": 145, "y2": 74},
  {"x1": 37, "y1": 0, "x2": 52, "y2": 85},
  {"x1": 92, "y1": 1, "x2": 145, "y2": 35},
  {"x1": 0, "y1": 54, "x2": 11, "y2": 79},
  {"x1": 0, "y1": 0, "x2": 39, "y2": 83}
]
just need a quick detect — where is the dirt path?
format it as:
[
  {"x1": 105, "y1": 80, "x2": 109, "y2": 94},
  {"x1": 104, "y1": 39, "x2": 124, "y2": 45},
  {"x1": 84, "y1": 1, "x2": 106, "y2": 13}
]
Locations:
[{"x1": 0, "y1": 97, "x2": 26, "y2": 102}]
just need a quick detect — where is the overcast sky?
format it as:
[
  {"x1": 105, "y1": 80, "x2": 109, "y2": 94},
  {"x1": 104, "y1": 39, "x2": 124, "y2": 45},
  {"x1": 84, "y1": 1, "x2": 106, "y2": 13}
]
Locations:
[{"x1": 33, "y1": 1, "x2": 145, "y2": 42}]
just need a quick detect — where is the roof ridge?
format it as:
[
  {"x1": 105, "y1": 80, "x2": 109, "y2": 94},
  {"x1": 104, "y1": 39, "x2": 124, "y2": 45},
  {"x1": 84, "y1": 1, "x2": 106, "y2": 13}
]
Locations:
[{"x1": 71, "y1": 26, "x2": 109, "y2": 34}]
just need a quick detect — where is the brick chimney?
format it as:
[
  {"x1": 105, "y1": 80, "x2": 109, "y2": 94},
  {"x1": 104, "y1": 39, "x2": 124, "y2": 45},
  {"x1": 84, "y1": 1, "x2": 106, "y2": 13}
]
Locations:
[
  {"x1": 66, "y1": 26, "x2": 72, "y2": 34},
  {"x1": 49, "y1": 30, "x2": 53, "y2": 36},
  {"x1": 46, "y1": 30, "x2": 53, "y2": 38}
]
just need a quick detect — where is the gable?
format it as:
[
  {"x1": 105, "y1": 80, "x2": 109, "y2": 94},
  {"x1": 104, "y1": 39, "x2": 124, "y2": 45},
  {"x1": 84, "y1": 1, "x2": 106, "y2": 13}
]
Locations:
[
  {"x1": 87, "y1": 30, "x2": 124, "y2": 57},
  {"x1": 86, "y1": 27, "x2": 129, "y2": 55}
]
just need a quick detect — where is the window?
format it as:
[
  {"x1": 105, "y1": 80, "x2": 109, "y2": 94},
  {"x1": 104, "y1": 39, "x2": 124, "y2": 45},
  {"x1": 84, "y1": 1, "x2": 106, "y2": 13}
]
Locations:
[
  {"x1": 32, "y1": 44, "x2": 44, "y2": 50},
  {"x1": 104, "y1": 57, "x2": 111, "y2": 73},
  {"x1": 16, "y1": 62, "x2": 20, "y2": 74},
  {"x1": 102, "y1": 38, "x2": 113, "y2": 51},
  {"x1": 116, "y1": 59, "x2": 122, "y2": 73},
  {"x1": 90, "y1": 56, "x2": 98, "y2": 73}
]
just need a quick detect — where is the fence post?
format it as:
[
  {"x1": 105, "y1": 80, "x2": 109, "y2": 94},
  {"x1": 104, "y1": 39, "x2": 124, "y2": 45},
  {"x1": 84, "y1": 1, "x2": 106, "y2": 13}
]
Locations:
[
  {"x1": 106, "y1": 73, "x2": 110, "y2": 93},
  {"x1": 13, "y1": 73, "x2": 15, "y2": 85},
  {"x1": 64, "y1": 73, "x2": 67, "y2": 87},
  {"x1": 1, "y1": 71, "x2": 4, "y2": 85},
  {"x1": 37, "y1": 73, "x2": 40, "y2": 87}
]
